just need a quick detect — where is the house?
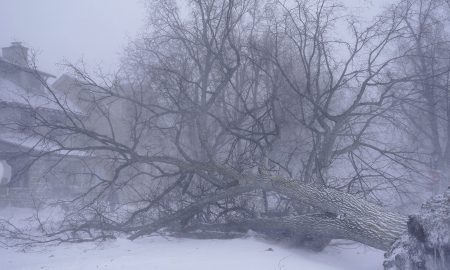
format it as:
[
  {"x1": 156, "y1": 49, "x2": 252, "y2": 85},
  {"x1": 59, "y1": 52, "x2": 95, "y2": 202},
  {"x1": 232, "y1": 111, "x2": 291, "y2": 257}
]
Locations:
[
  {"x1": 0, "y1": 42, "x2": 104, "y2": 206},
  {"x1": 52, "y1": 74, "x2": 134, "y2": 145}
]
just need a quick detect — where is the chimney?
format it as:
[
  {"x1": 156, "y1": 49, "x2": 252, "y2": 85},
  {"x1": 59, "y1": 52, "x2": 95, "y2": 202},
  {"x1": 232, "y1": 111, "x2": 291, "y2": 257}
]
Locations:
[{"x1": 2, "y1": 42, "x2": 29, "y2": 67}]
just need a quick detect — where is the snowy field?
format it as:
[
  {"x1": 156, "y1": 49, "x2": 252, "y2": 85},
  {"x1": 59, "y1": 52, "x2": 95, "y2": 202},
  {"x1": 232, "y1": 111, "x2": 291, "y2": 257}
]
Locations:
[{"x1": 0, "y1": 236, "x2": 383, "y2": 270}]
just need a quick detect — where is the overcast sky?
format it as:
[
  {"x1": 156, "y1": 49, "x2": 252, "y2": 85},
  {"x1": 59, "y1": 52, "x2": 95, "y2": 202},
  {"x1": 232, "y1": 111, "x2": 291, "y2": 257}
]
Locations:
[
  {"x1": 0, "y1": 0, "x2": 145, "y2": 76},
  {"x1": 0, "y1": 0, "x2": 390, "y2": 77}
]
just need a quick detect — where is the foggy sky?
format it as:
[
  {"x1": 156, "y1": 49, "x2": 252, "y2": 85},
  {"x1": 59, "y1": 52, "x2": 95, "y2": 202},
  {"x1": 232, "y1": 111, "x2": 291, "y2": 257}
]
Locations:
[
  {"x1": 0, "y1": 0, "x2": 144, "y2": 76},
  {"x1": 0, "y1": 0, "x2": 390, "y2": 77}
]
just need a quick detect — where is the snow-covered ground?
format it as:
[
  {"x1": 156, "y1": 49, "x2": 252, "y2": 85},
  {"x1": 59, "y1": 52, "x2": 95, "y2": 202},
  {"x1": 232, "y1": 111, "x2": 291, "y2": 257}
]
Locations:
[
  {"x1": 0, "y1": 236, "x2": 383, "y2": 270},
  {"x1": 0, "y1": 207, "x2": 384, "y2": 269}
]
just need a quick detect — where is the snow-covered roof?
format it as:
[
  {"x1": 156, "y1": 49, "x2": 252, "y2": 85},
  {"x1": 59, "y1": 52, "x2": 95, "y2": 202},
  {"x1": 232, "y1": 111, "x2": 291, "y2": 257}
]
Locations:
[
  {"x1": 0, "y1": 56, "x2": 56, "y2": 79},
  {"x1": 0, "y1": 132, "x2": 89, "y2": 157},
  {"x1": 0, "y1": 77, "x2": 82, "y2": 114}
]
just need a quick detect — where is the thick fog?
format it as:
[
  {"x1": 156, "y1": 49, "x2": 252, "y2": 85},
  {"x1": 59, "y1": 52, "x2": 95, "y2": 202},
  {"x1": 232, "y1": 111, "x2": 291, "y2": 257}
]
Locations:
[
  {"x1": 0, "y1": 0, "x2": 144, "y2": 75},
  {"x1": 1, "y1": 1, "x2": 450, "y2": 270},
  {"x1": 0, "y1": 0, "x2": 392, "y2": 75}
]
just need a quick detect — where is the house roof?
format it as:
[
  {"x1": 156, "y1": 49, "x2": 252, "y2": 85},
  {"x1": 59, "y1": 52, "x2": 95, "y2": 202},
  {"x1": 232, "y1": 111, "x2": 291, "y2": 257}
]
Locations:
[
  {"x1": 0, "y1": 77, "x2": 83, "y2": 114},
  {"x1": 0, "y1": 132, "x2": 89, "y2": 157},
  {"x1": 0, "y1": 56, "x2": 56, "y2": 79}
]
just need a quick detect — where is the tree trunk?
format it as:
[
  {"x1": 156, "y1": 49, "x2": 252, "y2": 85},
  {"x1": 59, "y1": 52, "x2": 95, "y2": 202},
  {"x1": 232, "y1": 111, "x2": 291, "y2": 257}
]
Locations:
[
  {"x1": 130, "y1": 167, "x2": 408, "y2": 251},
  {"x1": 258, "y1": 174, "x2": 408, "y2": 250}
]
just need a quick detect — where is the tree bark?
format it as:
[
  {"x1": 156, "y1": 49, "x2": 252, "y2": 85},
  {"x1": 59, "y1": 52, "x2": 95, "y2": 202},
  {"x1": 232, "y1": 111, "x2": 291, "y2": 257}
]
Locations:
[
  {"x1": 258, "y1": 175, "x2": 409, "y2": 250},
  {"x1": 130, "y1": 167, "x2": 408, "y2": 251}
]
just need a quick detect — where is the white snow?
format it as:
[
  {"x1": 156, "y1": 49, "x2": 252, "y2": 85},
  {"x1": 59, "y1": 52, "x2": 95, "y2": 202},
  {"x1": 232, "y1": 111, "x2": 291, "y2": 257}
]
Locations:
[
  {"x1": 0, "y1": 77, "x2": 55, "y2": 109},
  {"x1": 0, "y1": 77, "x2": 82, "y2": 113},
  {"x1": 0, "y1": 236, "x2": 383, "y2": 270},
  {"x1": 0, "y1": 132, "x2": 89, "y2": 156},
  {"x1": 0, "y1": 207, "x2": 384, "y2": 270}
]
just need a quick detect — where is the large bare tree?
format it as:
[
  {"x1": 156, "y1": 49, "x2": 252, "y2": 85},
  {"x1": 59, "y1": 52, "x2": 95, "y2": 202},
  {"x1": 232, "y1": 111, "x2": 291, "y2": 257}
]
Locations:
[{"x1": 4, "y1": 1, "x2": 450, "y2": 268}]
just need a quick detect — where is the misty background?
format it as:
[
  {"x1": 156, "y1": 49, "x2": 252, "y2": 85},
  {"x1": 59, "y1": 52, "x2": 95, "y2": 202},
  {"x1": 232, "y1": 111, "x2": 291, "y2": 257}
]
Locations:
[
  {"x1": 0, "y1": 0, "x2": 144, "y2": 76},
  {"x1": 0, "y1": 0, "x2": 390, "y2": 76},
  {"x1": 2, "y1": 0, "x2": 450, "y2": 269}
]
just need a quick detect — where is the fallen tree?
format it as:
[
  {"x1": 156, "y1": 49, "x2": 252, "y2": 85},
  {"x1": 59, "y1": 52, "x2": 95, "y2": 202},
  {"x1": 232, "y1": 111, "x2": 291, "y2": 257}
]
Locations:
[
  {"x1": 127, "y1": 166, "x2": 450, "y2": 270},
  {"x1": 4, "y1": 1, "x2": 450, "y2": 270},
  {"x1": 3, "y1": 159, "x2": 450, "y2": 270},
  {"x1": 12, "y1": 0, "x2": 413, "y2": 253},
  {"x1": 127, "y1": 166, "x2": 408, "y2": 251}
]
